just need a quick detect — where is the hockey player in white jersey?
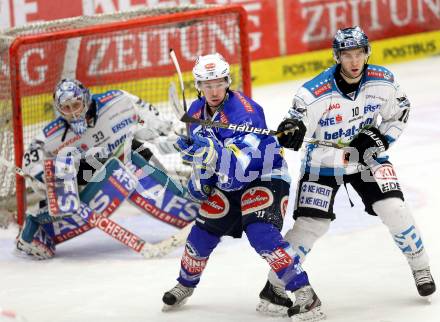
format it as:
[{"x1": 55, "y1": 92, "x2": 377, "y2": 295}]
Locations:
[
  {"x1": 257, "y1": 26, "x2": 436, "y2": 318},
  {"x1": 16, "y1": 78, "x2": 174, "y2": 259}
]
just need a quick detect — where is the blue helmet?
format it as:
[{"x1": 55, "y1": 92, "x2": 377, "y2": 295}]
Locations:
[
  {"x1": 53, "y1": 79, "x2": 91, "y2": 135},
  {"x1": 332, "y1": 26, "x2": 371, "y2": 62}
]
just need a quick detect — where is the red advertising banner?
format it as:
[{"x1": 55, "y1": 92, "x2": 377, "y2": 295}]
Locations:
[
  {"x1": 2, "y1": 0, "x2": 440, "y2": 60},
  {"x1": 283, "y1": 0, "x2": 440, "y2": 55},
  {"x1": 88, "y1": 0, "x2": 281, "y2": 60},
  {"x1": 10, "y1": 11, "x2": 245, "y2": 96},
  {"x1": 0, "y1": 0, "x2": 82, "y2": 28},
  {"x1": 204, "y1": 0, "x2": 280, "y2": 58},
  {"x1": 1, "y1": 0, "x2": 280, "y2": 60}
]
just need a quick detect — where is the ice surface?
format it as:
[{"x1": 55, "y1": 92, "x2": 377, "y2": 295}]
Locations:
[{"x1": 1, "y1": 56, "x2": 439, "y2": 322}]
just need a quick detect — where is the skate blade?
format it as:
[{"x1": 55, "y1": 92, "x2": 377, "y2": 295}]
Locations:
[
  {"x1": 162, "y1": 298, "x2": 189, "y2": 312},
  {"x1": 291, "y1": 306, "x2": 326, "y2": 322},
  {"x1": 256, "y1": 299, "x2": 289, "y2": 317}
]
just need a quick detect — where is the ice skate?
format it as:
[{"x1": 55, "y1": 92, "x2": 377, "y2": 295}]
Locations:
[
  {"x1": 162, "y1": 283, "x2": 194, "y2": 311},
  {"x1": 15, "y1": 224, "x2": 55, "y2": 260},
  {"x1": 413, "y1": 267, "x2": 436, "y2": 299},
  {"x1": 256, "y1": 280, "x2": 293, "y2": 317},
  {"x1": 288, "y1": 285, "x2": 326, "y2": 322}
]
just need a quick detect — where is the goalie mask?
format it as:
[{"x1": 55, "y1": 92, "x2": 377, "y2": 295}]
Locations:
[
  {"x1": 53, "y1": 79, "x2": 91, "y2": 136},
  {"x1": 332, "y1": 26, "x2": 371, "y2": 63},
  {"x1": 192, "y1": 53, "x2": 232, "y2": 92}
]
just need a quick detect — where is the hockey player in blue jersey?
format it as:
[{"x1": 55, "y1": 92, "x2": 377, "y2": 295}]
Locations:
[
  {"x1": 161, "y1": 53, "x2": 324, "y2": 321},
  {"x1": 257, "y1": 26, "x2": 436, "y2": 317},
  {"x1": 16, "y1": 78, "x2": 178, "y2": 259}
]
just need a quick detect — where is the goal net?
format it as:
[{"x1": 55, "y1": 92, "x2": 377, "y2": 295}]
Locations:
[{"x1": 0, "y1": 4, "x2": 251, "y2": 226}]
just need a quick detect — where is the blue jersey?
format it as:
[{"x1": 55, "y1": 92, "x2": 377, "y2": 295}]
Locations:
[{"x1": 188, "y1": 90, "x2": 290, "y2": 191}]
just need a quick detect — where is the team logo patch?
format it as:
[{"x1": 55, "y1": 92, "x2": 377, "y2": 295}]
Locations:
[
  {"x1": 219, "y1": 111, "x2": 229, "y2": 124},
  {"x1": 44, "y1": 119, "x2": 65, "y2": 137},
  {"x1": 200, "y1": 189, "x2": 229, "y2": 219},
  {"x1": 234, "y1": 91, "x2": 254, "y2": 112},
  {"x1": 241, "y1": 186, "x2": 274, "y2": 215},
  {"x1": 313, "y1": 82, "x2": 331, "y2": 97},
  {"x1": 373, "y1": 163, "x2": 397, "y2": 180},
  {"x1": 262, "y1": 247, "x2": 293, "y2": 272},
  {"x1": 193, "y1": 110, "x2": 202, "y2": 119},
  {"x1": 372, "y1": 163, "x2": 401, "y2": 193},
  {"x1": 280, "y1": 196, "x2": 289, "y2": 218},
  {"x1": 298, "y1": 182, "x2": 332, "y2": 212},
  {"x1": 204, "y1": 63, "x2": 216, "y2": 70}
]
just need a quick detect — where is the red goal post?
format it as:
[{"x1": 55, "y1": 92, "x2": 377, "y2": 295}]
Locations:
[{"x1": 0, "y1": 4, "x2": 251, "y2": 226}]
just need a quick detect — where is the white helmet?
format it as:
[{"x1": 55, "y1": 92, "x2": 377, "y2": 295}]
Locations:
[
  {"x1": 192, "y1": 53, "x2": 231, "y2": 91},
  {"x1": 53, "y1": 78, "x2": 91, "y2": 135}
]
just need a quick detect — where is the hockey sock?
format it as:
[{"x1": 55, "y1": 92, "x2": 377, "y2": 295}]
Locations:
[
  {"x1": 245, "y1": 222, "x2": 309, "y2": 292},
  {"x1": 373, "y1": 198, "x2": 429, "y2": 270},
  {"x1": 285, "y1": 217, "x2": 331, "y2": 263},
  {"x1": 177, "y1": 225, "x2": 221, "y2": 288},
  {"x1": 268, "y1": 217, "x2": 330, "y2": 288}
]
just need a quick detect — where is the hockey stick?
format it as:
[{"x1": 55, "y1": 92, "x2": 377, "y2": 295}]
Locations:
[
  {"x1": 169, "y1": 48, "x2": 188, "y2": 113},
  {"x1": 0, "y1": 155, "x2": 192, "y2": 258},
  {"x1": 79, "y1": 202, "x2": 193, "y2": 259},
  {"x1": 169, "y1": 48, "x2": 191, "y2": 138},
  {"x1": 168, "y1": 82, "x2": 343, "y2": 149},
  {"x1": 167, "y1": 49, "x2": 341, "y2": 149}
]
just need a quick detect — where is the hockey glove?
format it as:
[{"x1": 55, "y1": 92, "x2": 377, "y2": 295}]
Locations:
[
  {"x1": 186, "y1": 173, "x2": 214, "y2": 203},
  {"x1": 276, "y1": 118, "x2": 307, "y2": 151},
  {"x1": 174, "y1": 135, "x2": 221, "y2": 169},
  {"x1": 349, "y1": 127, "x2": 389, "y2": 166}
]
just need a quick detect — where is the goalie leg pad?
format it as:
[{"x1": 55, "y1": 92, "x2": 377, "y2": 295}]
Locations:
[
  {"x1": 373, "y1": 197, "x2": 429, "y2": 270},
  {"x1": 44, "y1": 157, "x2": 135, "y2": 245}
]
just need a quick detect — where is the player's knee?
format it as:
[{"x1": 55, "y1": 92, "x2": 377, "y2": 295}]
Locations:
[
  {"x1": 245, "y1": 222, "x2": 288, "y2": 254},
  {"x1": 287, "y1": 217, "x2": 330, "y2": 241},
  {"x1": 373, "y1": 197, "x2": 414, "y2": 231},
  {"x1": 284, "y1": 217, "x2": 330, "y2": 262},
  {"x1": 186, "y1": 225, "x2": 221, "y2": 257},
  {"x1": 285, "y1": 217, "x2": 331, "y2": 245}
]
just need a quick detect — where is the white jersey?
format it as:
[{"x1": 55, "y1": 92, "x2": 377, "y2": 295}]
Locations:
[
  {"x1": 23, "y1": 89, "x2": 172, "y2": 181},
  {"x1": 289, "y1": 64, "x2": 410, "y2": 175}
]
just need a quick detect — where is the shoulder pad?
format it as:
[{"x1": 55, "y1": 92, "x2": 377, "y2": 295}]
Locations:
[
  {"x1": 303, "y1": 66, "x2": 336, "y2": 98},
  {"x1": 92, "y1": 90, "x2": 125, "y2": 111},
  {"x1": 188, "y1": 99, "x2": 204, "y2": 119},
  {"x1": 43, "y1": 117, "x2": 66, "y2": 138},
  {"x1": 230, "y1": 91, "x2": 255, "y2": 113},
  {"x1": 365, "y1": 65, "x2": 394, "y2": 83}
]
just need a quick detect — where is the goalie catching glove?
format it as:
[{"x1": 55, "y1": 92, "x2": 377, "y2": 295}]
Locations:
[
  {"x1": 132, "y1": 97, "x2": 173, "y2": 141},
  {"x1": 349, "y1": 127, "x2": 389, "y2": 165}
]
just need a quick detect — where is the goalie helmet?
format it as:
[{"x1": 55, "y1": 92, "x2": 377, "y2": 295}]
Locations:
[
  {"x1": 53, "y1": 78, "x2": 91, "y2": 135},
  {"x1": 192, "y1": 53, "x2": 231, "y2": 91},
  {"x1": 332, "y1": 26, "x2": 371, "y2": 63}
]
